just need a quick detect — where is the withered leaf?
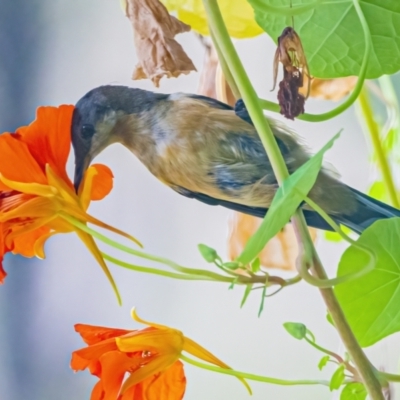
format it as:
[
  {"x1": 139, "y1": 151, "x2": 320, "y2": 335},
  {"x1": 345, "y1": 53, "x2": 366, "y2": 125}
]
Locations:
[
  {"x1": 124, "y1": 0, "x2": 196, "y2": 87},
  {"x1": 278, "y1": 67, "x2": 305, "y2": 120},
  {"x1": 272, "y1": 27, "x2": 310, "y2": 119},
  {"x1": 197, "y1": 36, "x2": 236, "y2": 105}
]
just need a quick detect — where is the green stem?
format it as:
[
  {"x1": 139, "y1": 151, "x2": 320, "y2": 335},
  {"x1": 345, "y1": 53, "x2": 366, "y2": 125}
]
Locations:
[
  {"x1": 259, "y1": 0, "x2": 370, "y2": 123},
  {"x1": 210, "y1": 29, "x2": 240, "y2": 99},
  {"x1": 180, "y1": 354, "x2": 330, "y2": 386},
  {"x1": 357, "y1": 86, "x2": 400, "y2": 208},
  {"x1": 304, "y1": 336, "x2": 360, "y2": 378},
  {"x1": 379, "y1": 372, "x2": 400, "y2": 383},
  {"x1": 62, "y1": 213, "x2": 286, "y2": 286},
  {"x1": 202, "y1": 1, "x2": 383, "y2": 398},
  {"x1": 203, "y1": 0, "x2": 290, "y2": 184},
  {"x1": 305, "y1": 337, "x2": 343, "y2": 362},
  {"x1": 60, "y1": 213, "x2": 232, "y2": 281},
  {"x1": 102, "y1": 253, "x2": 230, "y2": 281}
]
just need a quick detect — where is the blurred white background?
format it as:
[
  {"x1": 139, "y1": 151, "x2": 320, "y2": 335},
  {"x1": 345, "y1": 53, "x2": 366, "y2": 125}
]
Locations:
[{"x1": 1, "y1": 1, "x2": 399, "y2": 399}]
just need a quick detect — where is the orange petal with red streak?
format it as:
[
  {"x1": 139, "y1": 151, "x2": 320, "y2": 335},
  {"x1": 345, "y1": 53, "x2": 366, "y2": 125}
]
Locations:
[
  {"x1": 0, "y1": 134, "x2": 46, "y2": 184},
  {"x1": 16, "y1": 105, "x2": 74, "y2": 182},
  {"x1": 140, "y1": 360, "x2": 186, "y2": 400}
]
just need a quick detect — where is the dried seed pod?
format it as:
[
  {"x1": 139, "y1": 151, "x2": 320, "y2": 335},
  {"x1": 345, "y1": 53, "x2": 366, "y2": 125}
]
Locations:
[{"x1": 272, "y1": 27, "x2": 310, "y2": 119}]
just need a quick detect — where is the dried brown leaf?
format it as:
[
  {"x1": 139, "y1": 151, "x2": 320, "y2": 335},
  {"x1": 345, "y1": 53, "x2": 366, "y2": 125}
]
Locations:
[
  {"x1": 197, "y1": 37, "x2": 219, "y2": 99},
  {"x1": 197, "y1": 38, "x2": 236, "y2": 105},
  {"x1": 272, "y1": 27, "x2": 310, "y2": 119},
  {"x1": 125, "y1": 0, "x2": 196, "y2": 87},
  {"x1": 278, "y1": 67, "x2": 305, "y2": 120},
  {"x1": 228, "y1": 213, "x2": 317, "y2": 271},
  {"x1": 299, "y1": 76, "x2": 357, "y2": 101}
]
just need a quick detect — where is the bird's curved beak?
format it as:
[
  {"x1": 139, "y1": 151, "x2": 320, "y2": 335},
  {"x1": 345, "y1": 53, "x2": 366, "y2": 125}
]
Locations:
[{"x1": 73, "y1": 154, "x2": 90, "y2": 193}]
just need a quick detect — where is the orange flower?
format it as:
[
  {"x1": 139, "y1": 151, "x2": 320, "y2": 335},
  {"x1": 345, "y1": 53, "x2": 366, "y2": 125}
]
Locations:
[
  {"x1": 0, "y1": 106, "x2": 137, "y2": 300},
  {"x1": 71, "y1": 310, "x2": 250, "y2": 399}
]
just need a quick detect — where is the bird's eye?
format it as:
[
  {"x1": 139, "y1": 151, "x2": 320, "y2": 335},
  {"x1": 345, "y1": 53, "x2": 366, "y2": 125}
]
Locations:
[{"x1": 81, "y1": 124, "x2": 95, "y2": 139}]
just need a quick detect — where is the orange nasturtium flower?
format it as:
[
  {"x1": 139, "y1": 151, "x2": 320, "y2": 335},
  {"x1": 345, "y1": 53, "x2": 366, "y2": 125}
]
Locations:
[
  {"x1": 0, "y1": 105, "x2": 137, "y2": 299},
  {"x1": 71, "y1": 309, "x2": 251, "y2": 400}
]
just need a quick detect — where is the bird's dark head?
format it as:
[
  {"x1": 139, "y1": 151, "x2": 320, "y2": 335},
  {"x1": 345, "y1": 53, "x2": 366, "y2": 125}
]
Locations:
[{"x1": 71, "y1": 85, "x2": 164, "y2": 192}]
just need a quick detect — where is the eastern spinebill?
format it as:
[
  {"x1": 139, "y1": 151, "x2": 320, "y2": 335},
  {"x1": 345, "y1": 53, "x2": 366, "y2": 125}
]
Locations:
[{"x1": 71, "y1": 85, "x2": 400, "y2": 234}]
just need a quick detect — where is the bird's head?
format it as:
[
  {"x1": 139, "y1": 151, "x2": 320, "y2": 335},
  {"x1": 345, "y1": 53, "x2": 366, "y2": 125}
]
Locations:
[{"x1": 71, "y1": 85, "x2": 163, "y2": 192}]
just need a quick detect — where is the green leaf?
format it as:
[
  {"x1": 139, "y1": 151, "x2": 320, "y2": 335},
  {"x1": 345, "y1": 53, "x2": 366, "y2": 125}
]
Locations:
[
  {"x1": 326, "y1": 313, "x2": 334, "y2": 326},
  {"x1": 251, "y1": 258, "x2": 261, "y2": 273},
  {"x1": 335, "y1": 218, "x2": 400, "y2": 347},
  {"x1": 248, "y1": 0, "x2": 400, "y2": 78},
  {"x1": 340, "y1": 382, "x2": 367, "y2": 400},
  {"x1": 223, "y1": 261, "x2": 240, "y2": 269},
  {"x1": 330, "y1": 365, "x2": 345, "y2": 391},
  {"x1": 198, "y1": 244, "x2": 218, "y2": 263},
  {"x1": 241, "y1": 284, "x2": 253, "y2": 307},
  {"x1": 283, "y1": 322, "x2": 307, "y2": 339},
  {"x1": 318, "y1": 355, "x2": 330, "y2": 371},
  {"x1": 258, "y1": 285, "x2": 267, "y2": 317},
  {"x1": 229, "y1": 276, "x2": 239, "y2": 289},
  {"x1": 237, "y1": 133, "x2": 339, "y2": 264}
]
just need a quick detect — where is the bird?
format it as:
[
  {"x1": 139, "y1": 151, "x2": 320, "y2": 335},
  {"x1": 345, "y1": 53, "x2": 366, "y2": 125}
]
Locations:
[{"x1": 71, "y1": 85, "x2": 400, "y2": 234}]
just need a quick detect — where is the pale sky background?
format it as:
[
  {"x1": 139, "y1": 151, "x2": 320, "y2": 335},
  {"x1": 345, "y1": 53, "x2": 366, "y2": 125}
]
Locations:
[{"x1": 1, "y1": 1, "x2": 399, "y2": 400}]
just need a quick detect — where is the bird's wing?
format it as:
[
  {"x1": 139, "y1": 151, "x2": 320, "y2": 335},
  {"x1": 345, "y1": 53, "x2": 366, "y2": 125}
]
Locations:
[{"x1": 187, "y1": 94, "x2": 234, "y2": 111}]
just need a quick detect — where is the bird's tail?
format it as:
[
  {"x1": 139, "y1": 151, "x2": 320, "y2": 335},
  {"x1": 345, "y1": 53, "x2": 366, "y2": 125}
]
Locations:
[{"x1": 334, "y1": 187, "x2": 400, "y2": 234}]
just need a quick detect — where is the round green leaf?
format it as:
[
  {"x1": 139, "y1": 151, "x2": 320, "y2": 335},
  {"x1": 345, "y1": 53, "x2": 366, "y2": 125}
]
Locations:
[
  {"x1": 248, "y1": 0, "x2": 400, "y2": 78},
  {"x1": 330, "y1": 365, "x2": 345, "y2": 391},
  {"x1": 318, "y1": 355, "x2": 330, "y2": 371},
  {"x1": 335, "y1": 218, "x2": 400, "y2": 347},
  {"x1": 340, "y1": 382, "x2": 367, "y2": 400}
]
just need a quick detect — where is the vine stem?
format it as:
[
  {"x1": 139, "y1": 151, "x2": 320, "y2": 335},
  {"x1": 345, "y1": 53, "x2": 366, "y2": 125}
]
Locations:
[
  {"x1": 180, "y1": 354, "x2": 330, "y2": 386},
  {"x1": 357, "y1": 86, "x2": 400, "y2": 208},
  {"x1": 201, "y1": 0, "x2": 383, "y2": 398}
]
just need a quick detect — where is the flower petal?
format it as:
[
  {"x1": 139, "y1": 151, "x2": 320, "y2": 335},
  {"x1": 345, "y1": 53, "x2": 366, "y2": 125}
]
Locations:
[
  {"x1": 183, "y1": 337, "x2": 230, "y2": 368},
  {"x1": 116, "y1": 328, "x2": 184, "y2": 355},
  {"x1": 16, "y1": 105, "x2": 75, "y2": 182},
  {"x1": 99, "y1": 351, "x2": 142, "y2": 400},
  {"x1": 131, "y1": 308, "x2": 169, "y2": 330},
  {"x1": 90, "y1": 164, "x2": 114, "y2": 201},
  {"x1": 90, "y1": 381, "x2": 104, "y2": 400},
  {"x1": 84, "y1": 212, "x2": 143, "y2": 248},
  {"x1": 0, "y1": 134, "x2": 46, "y2": 184},
  {"x1": 120, "y1": 353, "x2": 178, "y2": 395},
  {"x1": 140, "y1": 360, "x2": 186, "y2": 400},
  {"x1": 9, "y1": 225, "x2": 51, "y2": 258},
  {"x1": 71, "y1": 340, "x2": 119, "y2": 372},
  {"x1": 0, "y1": 197, "x2": 55, "y2": 222},
  {"x1": 74, "y1": 324, "x2": 132, "y2": 346},
  {"x1": 34, "y1": 231, "x2": 57, "y2": 259},
  {"x1": 0, "y1": 174, "x2": 57, "y2": 197}
]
